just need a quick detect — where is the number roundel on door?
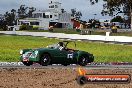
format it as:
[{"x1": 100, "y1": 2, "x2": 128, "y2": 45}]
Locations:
[{"x1": 67, "y1": 53, "x2": 73, "y2": 59}]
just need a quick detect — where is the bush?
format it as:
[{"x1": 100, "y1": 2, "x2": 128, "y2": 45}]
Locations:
[
  {"x1": 76, "y1": 29, "x2": 81, "y2": 32},
  {"x1": 32, "y1": 26, "x2": 39, "y2": 30},
  {"x1": 19, "y1": 25, "x2": 33, "y2": 30},
  {"x1": 3, "y1": 26, "x2": 8, "y2": 31}
]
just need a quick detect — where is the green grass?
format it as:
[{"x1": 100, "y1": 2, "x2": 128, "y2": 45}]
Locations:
[
  {"x1": 0, "y1": 35, "x2": 59, "y2": 62},
  {"x1": 0, "y1": 34, "x2": 132, "y2": 62}
]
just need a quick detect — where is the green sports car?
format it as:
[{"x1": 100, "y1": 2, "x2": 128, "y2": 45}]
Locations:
[{"x1": 20, "y1": 41, "x2": 94, "y2": 66}]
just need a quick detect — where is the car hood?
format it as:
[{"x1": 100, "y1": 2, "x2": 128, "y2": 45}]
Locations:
[{"x1": 32, "y1": 48, "x2": 50, "y2": 51}]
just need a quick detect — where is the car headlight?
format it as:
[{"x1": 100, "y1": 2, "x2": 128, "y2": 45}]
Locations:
[
  {"x1": 20, "y1": 50, "x2": 23, "y2": 55},
  {"x1": 34, "y1": 50, "x2": 38, "y2": 55}
]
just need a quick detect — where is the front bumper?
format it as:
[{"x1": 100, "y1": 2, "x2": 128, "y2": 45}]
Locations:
[
  {"x1": 22, "y1": 57, "x2": 29, "y2": 62},
  {"x1": 20, "y1": 55, "x2": 38, "y2": 62}
]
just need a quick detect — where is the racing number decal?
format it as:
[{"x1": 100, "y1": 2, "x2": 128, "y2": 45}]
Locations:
[{"x1": 67, "y1": 53, "x2": 73, "y2": 59}]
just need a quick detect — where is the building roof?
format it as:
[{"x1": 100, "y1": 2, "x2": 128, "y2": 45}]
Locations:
[{"x1": 42, "y1": 9, "x2": 60, "y2": 13}]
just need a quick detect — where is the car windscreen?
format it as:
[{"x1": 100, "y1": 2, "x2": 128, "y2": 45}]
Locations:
[{"x1": 47, "y1": 44, "x2": 60, "y2": 49}]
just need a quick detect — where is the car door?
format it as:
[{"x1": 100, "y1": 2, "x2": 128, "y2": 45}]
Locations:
[
  {"x1": 65, "y1": 50, "x2": 75, "y2": 64},
  {"x1": 51, "y1": 48, "x2": 66, "y2": 64},
  {"x1": 52, "y1": 48, "x2": 74, "y2": 64}
]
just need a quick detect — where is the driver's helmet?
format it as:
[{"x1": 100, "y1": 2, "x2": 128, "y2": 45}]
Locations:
[{"x1": 58, "y1": 42, "x2": 64, "y2": 47}]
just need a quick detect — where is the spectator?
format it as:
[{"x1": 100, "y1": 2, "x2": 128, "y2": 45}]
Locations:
[
  {"x1": 48, "y1": 26, "x2": 53, "y2": 32},
  {"x1": 111, "y1": 24, "x2": 118, "y2": 33},
  {"x1": 79, "y1": 24, "x2": 83, "y2": 30}
]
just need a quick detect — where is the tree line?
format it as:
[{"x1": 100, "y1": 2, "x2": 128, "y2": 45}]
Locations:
[{"x1": 89, "y1": 0, "x2": 132, "y2": 29}]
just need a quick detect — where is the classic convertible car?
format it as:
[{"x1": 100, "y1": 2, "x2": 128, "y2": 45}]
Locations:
[{"x1": 20, "y1": 41, "x2": 94, "y2": 66}]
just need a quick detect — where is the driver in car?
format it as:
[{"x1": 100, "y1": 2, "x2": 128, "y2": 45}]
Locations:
[
  {"x1": 58, "y1": 42, "x2": 64, "y2": 50},
  {"x1": 58, "y1": 42, "x2": 74, "y2": 52}
]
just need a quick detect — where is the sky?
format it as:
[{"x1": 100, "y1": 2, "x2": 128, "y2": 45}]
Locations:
[{"x1": 0, "y1": 0, "x2": 113, "y2": 21}]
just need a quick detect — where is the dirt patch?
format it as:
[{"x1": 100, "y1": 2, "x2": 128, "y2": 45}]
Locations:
[{"x1": 0, "y1": 68, "x2": 132, "y2": 88}]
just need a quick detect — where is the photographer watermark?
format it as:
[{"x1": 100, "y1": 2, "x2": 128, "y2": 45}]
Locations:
[{"x1": 76, "y1": 67, "x2": 131, "y2": 85}]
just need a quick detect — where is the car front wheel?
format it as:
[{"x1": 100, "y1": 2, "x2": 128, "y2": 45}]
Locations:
[{"x1": 40, "y1": 54, "x2": 51, "y2": 66}]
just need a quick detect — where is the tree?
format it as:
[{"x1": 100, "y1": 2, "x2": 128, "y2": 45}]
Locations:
[
  {"x1": 18, "y1": 5, "x2": 36, "y2": 18},
  {"x1": 1, "y1": 5, "x2": 36, "y2": 30},
  {"x1": 75, "y1": 11, "x2": 82, "y2": 20},
  {"x1": 28, "y1": 7, "x2": 36, "y2": 18},
  {"x1": 111, "y1": 16, "x2": 124, "y2": 23},
  {"x1": 17, "y1": 5, "x2": 28, "y2": 19},
  {"x1": 89, "y1": 0, "x2": 132, "y2": 29},
  {"x1": 89, "y1": 0, "x2": 99, "y2": 5},
  {"x1": 0, "y1": 20, "x2": 8, "y2": 31},
  {"x1": 88, "y1": 19, "x2": 100, "y2": 28},
  {"x1": 2, "y1": 9, "x2": 16, "y2": 31},
  {"x1": 71, "y1": 8, "x2": 82, "y2": 20},
  {"x1": 71, "y1": 9, "x2": 76, "y2": 17},
  {"x1": 4, "y1": 9, "x2": 16, "y2": 26},
  {"x1": 0, "y1": 19, "x2": 3, "y2": 29}
]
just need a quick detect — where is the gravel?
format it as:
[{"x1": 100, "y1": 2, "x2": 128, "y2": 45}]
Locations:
[{"x1": 0, "y1": 68, "x2": 132, "y2": 88}]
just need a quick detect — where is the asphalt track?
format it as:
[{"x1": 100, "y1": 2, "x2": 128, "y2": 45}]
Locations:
[{"x1": 1, "y1": 62, "x2": 132, "y2": 69}]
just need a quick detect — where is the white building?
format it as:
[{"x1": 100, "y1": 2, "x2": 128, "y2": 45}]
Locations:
[{"x1": 17, "y1": 0, "x2": 73, "y2": 30}]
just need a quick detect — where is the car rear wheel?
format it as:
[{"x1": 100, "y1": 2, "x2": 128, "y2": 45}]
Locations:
[
  {"x1": 40, "y1": 54, "x2": 51, "y2": 66},
  {"x1": 78, "y1": 56, "x2": 88, "y2": 66},
  {"x1": 22, "y1": 61, "x2": 33, "y2": 66}
]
